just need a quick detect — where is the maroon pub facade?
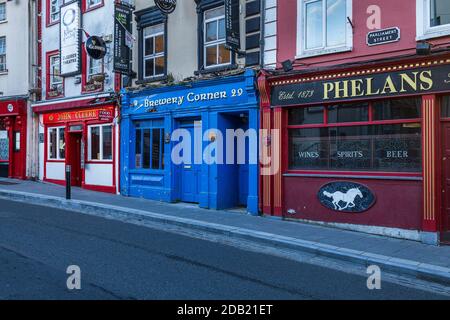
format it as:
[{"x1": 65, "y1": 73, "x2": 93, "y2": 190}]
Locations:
[{"x1": 258, "y1": 0, "x2": 450, "y2": 245}]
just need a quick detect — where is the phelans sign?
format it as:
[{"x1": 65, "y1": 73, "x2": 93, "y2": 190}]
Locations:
[{"x1": 271, "y1": 62, "x2": 450, "y2": 106}]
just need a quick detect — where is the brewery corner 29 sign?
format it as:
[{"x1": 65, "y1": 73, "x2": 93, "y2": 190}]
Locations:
[
  {"x1": 60, "y1": 0, "x2": 81, "y2": 76},
  {"x1": 271, "y1": 62, "x2": 450, "y2": 106}
]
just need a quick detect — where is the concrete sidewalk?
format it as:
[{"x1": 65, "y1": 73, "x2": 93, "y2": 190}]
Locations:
[{"x1": 0, "y1": 178, "x2": 450, "y2": 285}]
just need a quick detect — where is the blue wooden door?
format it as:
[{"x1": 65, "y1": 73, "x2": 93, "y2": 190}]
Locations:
[{"x1": 180, "y1": 125, "x2": 201, "y2": 203}]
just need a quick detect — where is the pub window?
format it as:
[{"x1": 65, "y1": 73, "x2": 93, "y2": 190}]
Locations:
[
  {"x1": 288, "y1": 98, "x2": 422, "y2": 173},
  {"x1": 143, "y1": 24, "x2": 165, "y2": 79},
  {"x1": 48, "y1": 0, "x2": 62, "y2": 25},
  {"x1": 0, "y1": 3, "x2": 6, "y2": 22},
  {"x1": 441, "y1": 95, "x2": 450, "y2": 118},
  {"x1": 134, "y1": 121, "x2": 164, "y2": 170},
  {"x1": 417, "y1": 0, "x2": 450, "y2": 39},
  {"x1": 88, "y1": 125, "x2": 113, "y2": 161},
  {"x1": 48, "y1": 127, "x2": 65, "y2": 160},
  {"x1": 204, "y1": 6, "x2": 230, "y2": 68},
  {"x1": 297, "y1": 0, "x2": 352, "y2": 58}
]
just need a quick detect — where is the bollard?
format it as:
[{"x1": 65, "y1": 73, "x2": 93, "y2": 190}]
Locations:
[{"x1": 66, "y1": 165, "x2": 71, "y2": 200}]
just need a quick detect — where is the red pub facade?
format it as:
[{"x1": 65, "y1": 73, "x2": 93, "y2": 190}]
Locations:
[{"x1": 258, "y1": 0, "x2": 450, "y2": 245}]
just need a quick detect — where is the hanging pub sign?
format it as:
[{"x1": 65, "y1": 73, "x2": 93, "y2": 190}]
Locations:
[
  {"x1": 60, "y1": 0, "x2": 81, "y2": 76},
  {"x1": 225, "y1": 0, "x2": 240, "y2": 52},
  {"x1": 155, "y1": 0, "x2": 177, "y2": 14},
  {"x1": 367, "y1": 27, "x2": 400, "y2": 46},
  {"x1": 271, "y1": 62, "x2": 450, "y2": 107},
  {"x1": 318, "y1": 182, "x2": 376, "y2": 213},
  {"x1": 86, "y1": 36, "x2": 107, "y2": 60},
  {"x1": 113, "y1": 3, "x2": 133, "y2": 74}
]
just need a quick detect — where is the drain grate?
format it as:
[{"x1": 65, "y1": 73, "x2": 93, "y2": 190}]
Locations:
[{"x1": 0, "y1": 181, "x2": 18, "y2": 185}]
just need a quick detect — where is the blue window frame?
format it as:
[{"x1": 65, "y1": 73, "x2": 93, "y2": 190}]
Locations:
[{"x1": 134, "y1": 120, "x2": 164, "y2": 170}]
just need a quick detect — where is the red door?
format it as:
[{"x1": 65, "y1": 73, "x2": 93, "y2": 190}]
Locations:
[
  {"x1": 441, "y1": 123, "x2": 450, "y2": 243},
  {"x1": 67, "y1": 132, "x2": 82, "y2": 187}
]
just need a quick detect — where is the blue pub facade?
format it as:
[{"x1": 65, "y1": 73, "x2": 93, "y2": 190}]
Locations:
[{"x1": 120, "y1": 70, "x2": 259, "y2": 214}]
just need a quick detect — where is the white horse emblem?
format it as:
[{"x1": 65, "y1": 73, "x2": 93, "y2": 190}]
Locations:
[{"x1": 323, "y1": 188, "x2": 363, "y2": 211}]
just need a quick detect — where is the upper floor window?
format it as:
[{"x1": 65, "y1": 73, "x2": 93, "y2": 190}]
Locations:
[
  {"x1": 0, "y1": 37, "x2": 6, "y2": 72},
  {"x1": 47, "y1": 52, "x2": 64, "y2": 98},
  {"x1": 296, "y1": 0, "x2": 352, "y2": 58},
  {"x1": 417, "y1": 0, "x2": 450, "y2": 40},
  {"x1": 49, "y1": 0, "x2": 63, "y2": 24},
  {"x1": 143, "y1": 24, "x2": 165, "y2": 79},
  {"x1": 204, "y1": 6, "x2": 230, "y2": 68},
  {"x1": 0, "y1": 3, "x2": 6, "y2": 22},
  {"x1": 87, "y1": 56, "x2": 103, "y2": 81},
  {"x1": 86, "y1": 0, "x2": 102, "y2": 10}
]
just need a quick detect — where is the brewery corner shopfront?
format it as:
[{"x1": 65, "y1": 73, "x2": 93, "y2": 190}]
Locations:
[
  {"x1": 258, "y1": 55, "x2": 450, "y2": 245},
  {"x1": 32, "y1": 95, "x2": 119, "y2": 193},
  {"x1": 0, "y1": 98, "x2": 27, "y2": 179},
  {"x1": 120, "y1": 70, "x2": 259, "y2": 214}
]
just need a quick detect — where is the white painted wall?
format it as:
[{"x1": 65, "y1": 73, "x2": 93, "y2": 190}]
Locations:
[
  {"x1": 41, "y1": 1, "x2": 116, "y2": 100},
  {"x1": 0, "y1": 0, "x2": 30, "y2": 97},
  {"x1": 85, "y1": 163, "x2": 113, "y2": 186},
  {"x1": 46, "y1": 162, "x2": 65, "y2": 181}
]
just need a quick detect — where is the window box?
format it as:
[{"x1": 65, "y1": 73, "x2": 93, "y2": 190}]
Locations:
[{"x1": 296, "y1": 0, "x2": 353, "y2": 59}]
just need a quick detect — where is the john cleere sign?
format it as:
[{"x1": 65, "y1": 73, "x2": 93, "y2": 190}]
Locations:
[{"x1": 271, "y1": 63, "x2": 450, "y2": 107}]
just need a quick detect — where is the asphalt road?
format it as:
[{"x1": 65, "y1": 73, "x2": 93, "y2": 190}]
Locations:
[{"x1": 0, "y1": 199, "x2": 447, "y2": 300}]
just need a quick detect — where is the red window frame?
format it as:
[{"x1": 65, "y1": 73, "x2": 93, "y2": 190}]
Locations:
[
  {"x1": 46, "y1": 50, "x2": 65, "y2": 100},
  {"x1": 46, "y1": 0, "x2": 61, "y2": 27},
  {"x1": 81, "y1": 43, "x2": 104, "y2": 94},
  {"x1": 82, "y1": 0, "x2": 104, "y2": 13},
  {"x1": 285, "y1": 99, "x2": 423, "y2": 178}
]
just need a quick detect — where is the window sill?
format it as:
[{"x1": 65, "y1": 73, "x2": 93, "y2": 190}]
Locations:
[
  {"x1": 0, "y1": 20, "x2": 7, "y2": 24},
  {"x1": 195, "y1": 64, "x2": 238, "y2": 75},
  {"x1": 84, "y1": 3, "x2": 104, "y2": 13},
  {"x1": 136, "y1": 75, "x2": 168, "y2": 85},
  {"x1": 295, "y1": 46, "x2": 352, "y2": 60},
  {"x1": 283, "y1": 172, "x2": 422, "y2": 181},
  {"x1": 417, "y1": 28, "x2": 450, "y2": 41},
  {"x1": 46, "y1": 20, "x2": 60, "y2": 28},
  {"x1": 0, "y1": 70, "x2": 8, "y2": 76}
]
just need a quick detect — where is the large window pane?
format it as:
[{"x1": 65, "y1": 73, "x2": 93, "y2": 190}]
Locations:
[
  {"x1": 155, "y1": 56, "x2": 165, "y2": 75},
  {"x1": 218, "y1": 44, "x2": 231, "y2": 65},
  {"x1": 326, "y1": 0, "x2": 346, "y2": 47},
  {"x1": 151, "y1": 129, "x2": 161, "y2": 169},
  {"x1": 289, "y1": 106, "x2": 324, "y2": 125},
  {"x1": 289, "y1": 128, "x2": 329, "y2": 169},
  {"x1": 135, "y1": 129, "x2": 142, "y2": 168},
  {"x1": 305, "y1": 1, "x2": 323, "y2": 49},
  {"x1": 328, "y1": 103, "x2": 369, "y2": 123},
  {"x1": 373, "y1": 98, "x2": 421, "y2": 120},
  {"x1": 143, "y1": 129, "x2": 151, "y2": 169},
  {"x1": 90, "y1": 127, "x2": 100, "y2": 160},
  {"x1": 145, "y1": 58, "x2": 154, "y2": 77},
  {"x1": 102, "y1": 126, "x2": 112, "y2": 160},
  {"x1": 49, "y1": 128, "x2": 57, "y2": 159},
  {"x1": 206, "y1": 45, "x2": 217, "y2": 66},
  {"x1": 441, "y1": 95, "x2": 450, "y2": 118},
  {"x1": 58, "y1": 128, "x2": 65, "y2": 159},
  {"x1": 430, "y1": 0, "x2": 450, "y2": 27},
  {"x1": 206, "y1": 21, "x2": 217, "y2": 42}
]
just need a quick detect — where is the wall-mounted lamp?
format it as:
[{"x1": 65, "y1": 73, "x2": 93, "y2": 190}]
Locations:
[
  {"x1": 417, "y1": 41, "x2": 432, "y2": 56},
  {"x1": 281, "y1": 60, "x2": 293, "y2": 72},
  {"x1": 164, "y1": 132, "x2": 171, "y2": 144}
]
